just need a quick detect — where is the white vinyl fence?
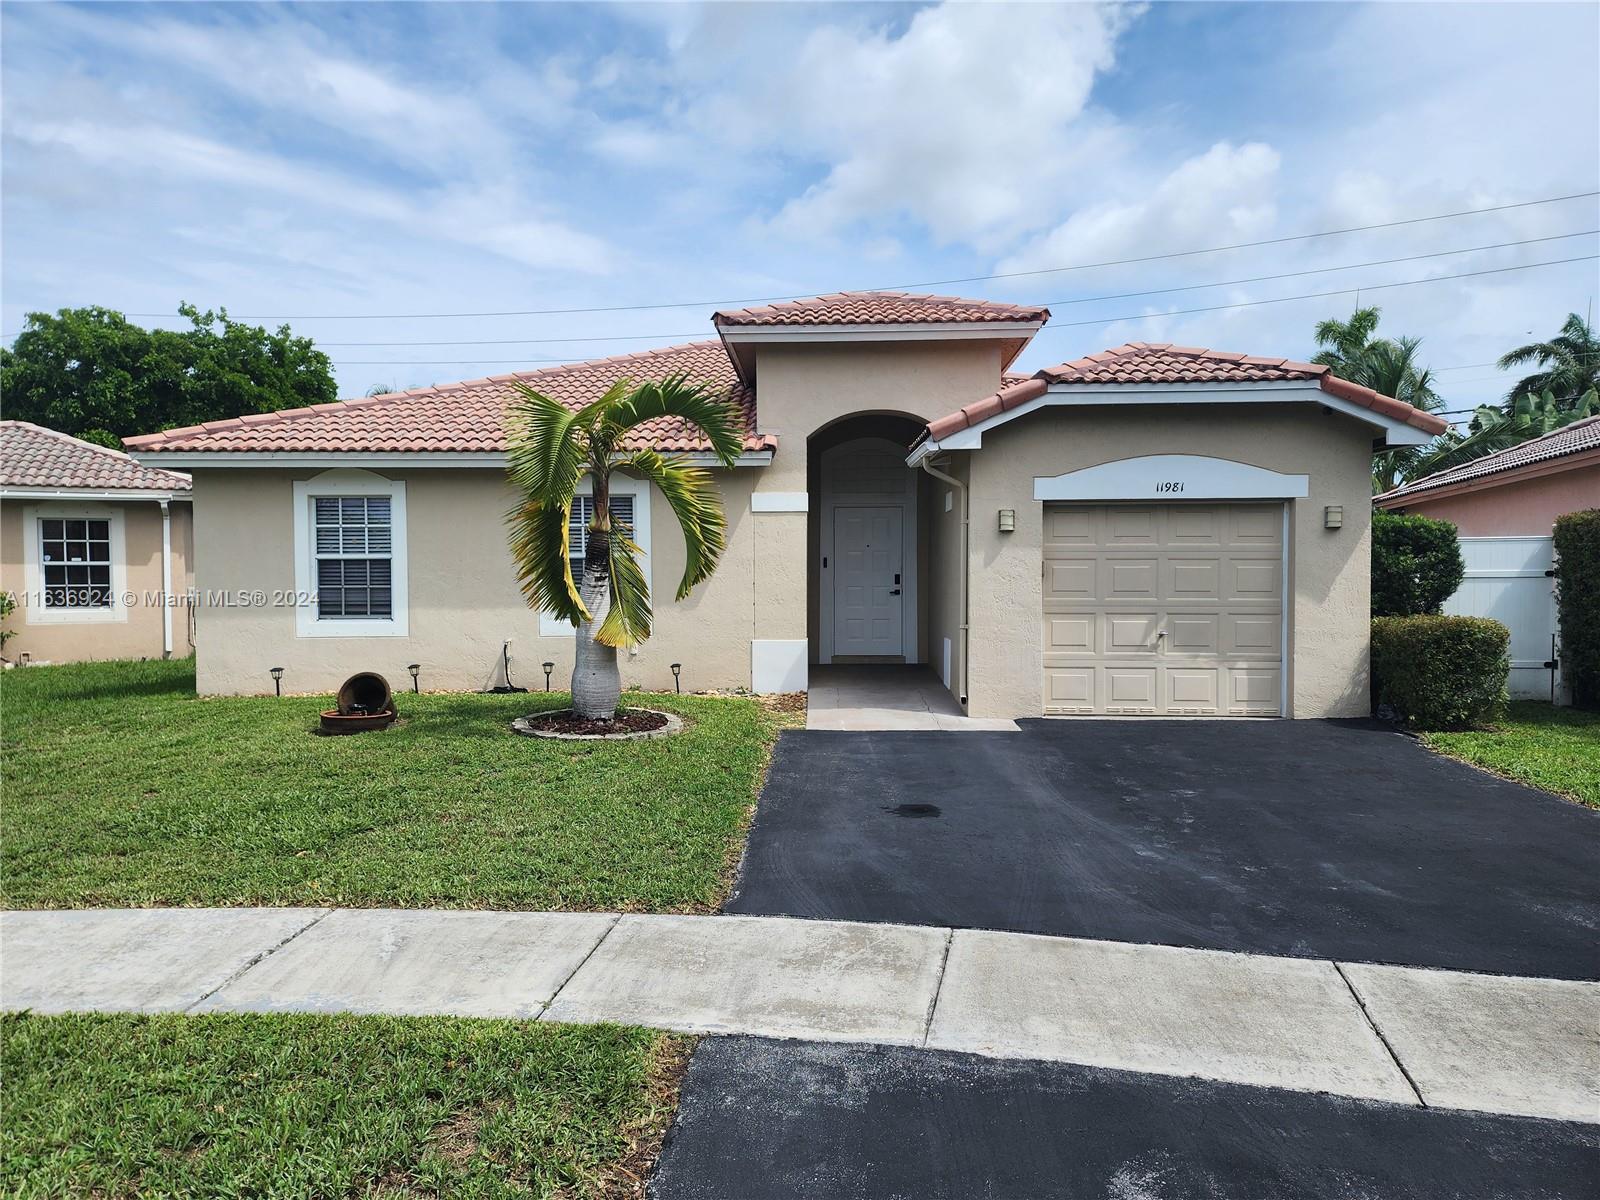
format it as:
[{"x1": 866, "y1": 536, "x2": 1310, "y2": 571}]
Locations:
[{"x1": 1443, "y1": 537, "x2": 1562, "y2": 701}]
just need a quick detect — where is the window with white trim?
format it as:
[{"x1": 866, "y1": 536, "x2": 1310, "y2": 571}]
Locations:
[
  {"x1": 40, "y1": 517, "x2": 114, "y2": 608},
  {"x1": 314, "y1": 496, "x2": 394, "y2": 619},
  {"x1": 291, "y1": 470, "x2": 408, "y2": 639}
]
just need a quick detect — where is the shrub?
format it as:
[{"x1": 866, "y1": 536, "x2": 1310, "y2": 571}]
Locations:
[
  {"x1": 1372, "y1": 511, "x2": 1465, "y2": 616},
  {"x1": 1371, "y1": 615, "x2": 1509, "y2": 730},
  {"x1": 1553, "y1": 509, "x2": 1600, "y2": 708}
]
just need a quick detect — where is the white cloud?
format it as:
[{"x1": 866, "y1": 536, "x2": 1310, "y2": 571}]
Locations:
[
  {"x1": 998, "y1": 141, "x2": 1281, "y2": 276},
  {"x1": 9, "y1": 116, "x2": 615, "y2": 275},
  {"x1": 756, "y1": 3, "x2": 1133, "y2": 246}
]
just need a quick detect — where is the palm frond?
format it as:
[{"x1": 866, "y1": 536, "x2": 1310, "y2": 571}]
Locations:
[
  {"x1": 506, "y1": 384, "x2": 587, "y2": 499},
  {"x1": 595, "y1": 527, "x2": 651, "y2": 647},
  {"x1": 603, "y1": 374, "x2": 745, "y2": 466},
  {"x1": 506, "y1": 497, "x2": 586, "y2": 624},
  {"x1": 615, "y1": 449, "x2": 728, "y2": 599}
]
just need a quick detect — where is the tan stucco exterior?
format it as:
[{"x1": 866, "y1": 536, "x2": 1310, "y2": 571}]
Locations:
[
  {"x1": 960, "y1": 403, "x2": 1375, "y2": 718},
  {"x1": 0, "y1": 497, "x2": 193, "y2": 664},
  {"x1": 188, "y1": 467, "x2": 760, "y2": 696},
  {"x1": 168, "y1": 339, "x2": 1385, "y2": 718}
]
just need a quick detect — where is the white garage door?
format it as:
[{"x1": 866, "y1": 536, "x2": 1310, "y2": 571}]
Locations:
[{"x1": 1042, "y1": 503, "x2": 1285, "y2": 716}]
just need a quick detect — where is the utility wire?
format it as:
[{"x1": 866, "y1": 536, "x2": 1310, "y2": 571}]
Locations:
[
  {"x1": 300, "y1": 230, "x2": 1597, "y2": 347},
  {"x1": 324, "y1": 254, "x2": 1600, "y2": 364},
  {"x1": 122, "y1": 190, "x2": 1600, "y2": 322}
]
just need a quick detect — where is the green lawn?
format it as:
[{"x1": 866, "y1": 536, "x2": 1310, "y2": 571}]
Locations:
[
  {"x1": 1423, "y1": 701, "x2": 1600, "y2": 808},
  {"x1": 1, "y1": 658, "x2": 780, "y2": 909},
  {"x1": 1, "y1": 1011, "x2": 688, "y2": 1199}
]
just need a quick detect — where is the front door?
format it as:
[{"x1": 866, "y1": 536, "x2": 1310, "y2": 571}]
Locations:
[{"x1": 833, "y1": 505, "x2": 904, "y2": 658}]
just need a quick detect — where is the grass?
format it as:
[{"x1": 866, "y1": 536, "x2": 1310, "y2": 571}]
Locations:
[
  {"x1": 0, "y1": 1011, "x2": 690, "y2": 1199},
  {"x1": 1, "y1": 657, "x2": 784, "y2": 910},
  {"x1": 1422, "y1": 701, "x2": 1600, "y2": 807}
]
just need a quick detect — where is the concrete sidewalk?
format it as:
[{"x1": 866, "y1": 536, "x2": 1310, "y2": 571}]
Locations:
[{"x1": 2, "y1": 907, "x2": 1595, "y2": 1123}]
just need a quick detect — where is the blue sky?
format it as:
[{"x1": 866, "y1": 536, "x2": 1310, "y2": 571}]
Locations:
[{"x1": 3, "y1": 1, "x2": 1597, "y2": 422}]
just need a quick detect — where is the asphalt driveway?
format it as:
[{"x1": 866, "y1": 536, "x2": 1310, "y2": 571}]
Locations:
[
  {"x1": 651, "y1": 1038, "x2": 1599, "y2": 1200},
  {"x1": 726, "y1": 720, "x2": 1599, "y2": 979}
]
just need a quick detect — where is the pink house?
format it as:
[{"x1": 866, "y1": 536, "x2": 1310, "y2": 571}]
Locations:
[
  {"x1": 1375, "y1": 416, "x2": 1600, "y2": 536},
  {"x1": 1376, "y1": 416, "x2": 1600, "y2": 700}
]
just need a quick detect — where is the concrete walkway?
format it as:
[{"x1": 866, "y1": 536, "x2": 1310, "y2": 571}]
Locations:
[
  {"x1": 805, "y1": 665, "x2": 1019, "y2": 731},
  {"x1": 2, "y1": 908, "x2": 1595, "y2": 1123}
]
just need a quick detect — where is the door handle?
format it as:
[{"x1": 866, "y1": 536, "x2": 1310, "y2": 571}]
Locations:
[{"x1": 889, "y1": 588, "x2": 902, "y2": 595}]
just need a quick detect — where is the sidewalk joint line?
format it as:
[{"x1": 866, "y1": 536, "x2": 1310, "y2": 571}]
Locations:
[
  {"x1": 921, "y1": 927, "x2": 956, "y2": 1047},
  {"x1": 1333, "y1": 960, "x2": 1427, "y2": 1108},
  {"x1": 183, "y1": 907, "x2": 335, "y2": 1014},
  {"x1": 537, "y1": 913, "x2": 622, "y2": 1020}
]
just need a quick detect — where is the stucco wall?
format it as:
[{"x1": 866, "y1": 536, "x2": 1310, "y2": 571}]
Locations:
[
  {"x1": 1, "y1": 498, "x2": 194, "y2": 664},
  {"x1": 188, "y1": 467, "x2": 757, "y2": 696},
  {"x1": 962, "y1": 404, "x2": 1375, "y2": 719},
  {"x1": 1384, "y1": 462, "x2": 1599, "y2": 536}
]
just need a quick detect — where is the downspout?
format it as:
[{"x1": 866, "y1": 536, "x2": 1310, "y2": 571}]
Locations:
[
  {"x1": 159, "y1": 499, "x2": 173, "y2": 659},
  {"x1": 918, "y1": 454, "x2": 968, "y2": 710}
]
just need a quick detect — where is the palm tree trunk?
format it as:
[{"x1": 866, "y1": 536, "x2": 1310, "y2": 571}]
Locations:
[{"x1": 571, "y1": 528, "x2": 621, "y2": 719}]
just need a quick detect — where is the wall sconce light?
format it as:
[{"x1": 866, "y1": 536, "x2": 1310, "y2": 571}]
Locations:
[
  {"x1": 671, "y1": 662, "x2": 682, "y2": 694},
  {"x1": 998, "y1": 508, "x2": 1016, "y2": 533},
  {"x1": 542, "y1": 661, "x2": 554, "y2": 692},
  {"x1": 408, "y1": 663, "x2": 421, "y2": 693},
  {"x1": 1324, "y1": 505, "x2": 1344, "y2": 530},
  {"x1": 269, "y1": 666, "x2": 284, "y2": 697}
]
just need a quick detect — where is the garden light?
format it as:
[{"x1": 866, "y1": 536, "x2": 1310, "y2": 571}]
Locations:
[
  {"x1": 671, "y1": 663, "x2": 682, "y2": 693},
  {"x1": 408, "y1": 663, "x2": 420, "y2": 692},
  {"x1": 269, "y1": 666, "x2": 284, "y2": 697},
  {"x1": 542, "y1": 661, "x2": 554, "y2": 691}
]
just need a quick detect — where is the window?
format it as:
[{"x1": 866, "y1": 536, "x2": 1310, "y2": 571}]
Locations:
[
  {"x1": 568, "y1": 494, "x2": 634, "y2": 578},
  {"x1": 40, "y1": 517, "x2": 114, "y2": 608},
  {"x1": 21, "y1": 504, "x2": 127, "y2": 625},
  {"x1": 292, "y1": 471, "x2": 408, "y2": 638},
  {"x1": 314, "y1": 497, "x2": 393, "y2": 619}
]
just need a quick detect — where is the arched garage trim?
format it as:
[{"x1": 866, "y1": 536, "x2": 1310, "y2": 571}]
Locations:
[{"x1": 1033, "y1": 455, "x2": 1310, "y2": 502}]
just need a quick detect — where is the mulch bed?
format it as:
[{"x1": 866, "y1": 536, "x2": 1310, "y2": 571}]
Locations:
[{"x1": 518, "y1": 708, "x2": 670, "y2": 737}]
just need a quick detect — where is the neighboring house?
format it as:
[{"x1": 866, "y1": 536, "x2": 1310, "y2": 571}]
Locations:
[
  {"x1": 1, "y1": 421, "x2": 194, "y2": 664},
  {"x1": 124, "y1": 290, "x2": 1443, "y2": 717},
  {"x1": 1376, "y1": 415, "x2": 1600, "y2": 700}
]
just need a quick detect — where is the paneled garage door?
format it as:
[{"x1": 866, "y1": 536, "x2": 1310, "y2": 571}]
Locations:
[{"x1": 1042, "y1": 503, "x2": 1284, "y2": 716}]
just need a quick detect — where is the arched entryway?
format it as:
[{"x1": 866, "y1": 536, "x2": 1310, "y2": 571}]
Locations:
[{"x1": 807, "y1": 413, "x2": 927, "y2": 665}]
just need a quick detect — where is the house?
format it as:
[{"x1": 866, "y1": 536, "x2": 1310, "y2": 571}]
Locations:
[
  {"x1": 1376, "y1": 415, "x2": 1600, "y2": 700},
  {"x1": 1, "y1": 421, "x2": 194, "y2": 664},
  {"x1": 123, "y1": 291, "x2": 1444, "y2": 716}
]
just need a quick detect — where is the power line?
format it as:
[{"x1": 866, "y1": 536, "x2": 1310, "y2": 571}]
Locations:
[
  {"x1": 301, "y1": 232, "x2": 1594, "y2": 347},
  {"x1": 1031, "y1": 254, "x2": 1599, "y2": 333},
  {"x1": 339, "y1": 254, "x2": 1595, "y2": 365},
  {"x1": 322, "y1": 249, "x2": 1595, "y2": 365},
  {"x1": 123, "y1": 189, "x2": 1600, "y2": 322}
]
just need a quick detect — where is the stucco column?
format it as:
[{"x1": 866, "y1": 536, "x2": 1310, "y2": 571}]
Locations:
[{"x1": 748, "y1": 438, "x2": 810, "y2": 692}]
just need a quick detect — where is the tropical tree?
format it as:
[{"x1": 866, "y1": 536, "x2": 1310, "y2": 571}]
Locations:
[
  {"x1": 0, "y1": 304, "x2": 335, "y2": 445},
  {"x1": 1400, "y1": 387, "x2": 1599, "y2": 484},
  {"x1": 505, "y1": 376, "x2": 742, "y2": 719},
  {"x1": 1313, "y1": 308, "x2": 1444, "y2": 491},
  {"x1": 1497, "y1": 313, "x2": 1600, "y2": 413}
]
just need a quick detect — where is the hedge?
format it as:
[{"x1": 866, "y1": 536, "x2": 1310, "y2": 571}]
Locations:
[
  {"x1": 1371, "y1": 615, "x2": 1509, "y2": 730},
  {"x1": 1553, "y1": 509, "x2": 1600, "y2": 708},
  {"x1": 1372, "y1": 511, "x2": 1464, "y2": 617}
]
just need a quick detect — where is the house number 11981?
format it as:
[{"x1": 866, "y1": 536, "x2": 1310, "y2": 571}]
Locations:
[{"x1": 1155, "y1": 481, "x2": 1185, "y2": 493}]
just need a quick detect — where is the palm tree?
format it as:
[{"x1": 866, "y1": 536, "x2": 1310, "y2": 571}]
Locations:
[
  {"x1": 1311, "y1": 306, "x2": 1383, "y2": 375},
  {"x1": 1401, "y1": 387, "x2": 1599, "y2": 484},
  {"x1": 1314, "y1": 308, "x2": 1444, "y2": 491},
  {"x1": 1498, "y1": 313, "x2": 1600, "y2": 413},
  {"x1": 505, "y1": 375, "x2": 742, "y2": 719}
]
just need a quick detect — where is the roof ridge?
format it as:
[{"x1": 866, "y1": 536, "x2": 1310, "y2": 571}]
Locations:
[{"x1": 123, "y1": 339, "x2": 732, "y2": 448}]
